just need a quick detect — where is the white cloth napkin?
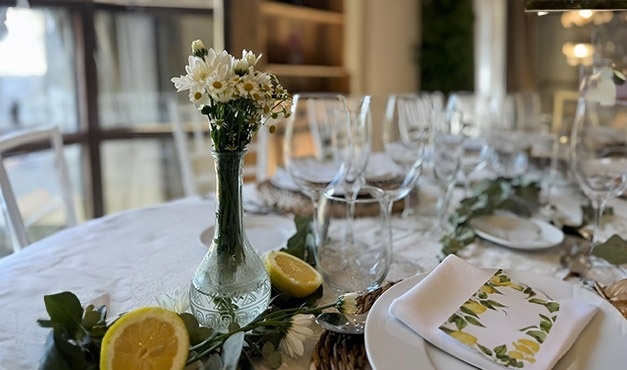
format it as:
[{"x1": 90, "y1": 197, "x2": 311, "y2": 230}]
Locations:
[{"x1": 389, "y1": 255, "x2": 599, "y2": 370}]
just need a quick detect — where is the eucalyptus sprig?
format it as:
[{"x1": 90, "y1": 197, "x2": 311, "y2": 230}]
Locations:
[{"x1": 440, "y1": 177, "x2": 542, "y2": 256}]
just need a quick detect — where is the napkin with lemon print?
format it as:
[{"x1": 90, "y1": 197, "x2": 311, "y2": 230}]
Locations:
[
  {"x1": 390, "y1": 255, "x2": 599, "y2": 370},
  {"x1": 439, "y1": 269, "x2": 560, "y2": 368}
]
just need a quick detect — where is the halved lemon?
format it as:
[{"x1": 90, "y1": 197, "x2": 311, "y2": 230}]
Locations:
[
  {"x1": 100, "y1": 306, "x2": 189, "y2": 370},
  {"x1": 264, "y1": 250, "x2": 323, "y2": 298}
]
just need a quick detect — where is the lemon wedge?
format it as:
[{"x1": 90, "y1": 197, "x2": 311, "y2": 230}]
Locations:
[
  {"x1": 264, "y1": 251, "x2": 323, "y2": 298},
  {"x1": 100, "y1": 306, "x2": 189, "y2": 370}
]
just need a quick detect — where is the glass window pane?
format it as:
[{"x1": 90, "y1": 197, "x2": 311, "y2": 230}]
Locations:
[
  {"x1": 102, "y1": 138, "x2": 183, "y2": 214},
  {"x1": 0, "y1": 7, "x2": 78, "y2": 133},
  {"x1": 0, "y1": 144, "x2": 84, "y2": 255},
  {"x1": 94, "y1": 9, "x2": 216, "y2": 129}
]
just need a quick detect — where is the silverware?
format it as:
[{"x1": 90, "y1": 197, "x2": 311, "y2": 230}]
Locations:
[{"x1": 315, "y1": 312, "x2": 368, "y2": 335}]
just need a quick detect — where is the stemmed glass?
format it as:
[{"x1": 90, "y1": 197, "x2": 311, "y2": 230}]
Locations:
[
  {"x1": 446, "y1": 92, "x2": 491, "y2": 196},
  {"x1": 283, "y1": 93, "x2": 350, "y2": 256},
  {"x1": 340, "y1": 95, "x2": 372, "y2": 243},
  {"x1": 366, "y1": 94, "x2": 427, "y2": 208},
  {"x1": 431, "y1": 132, "x2": 463, "y2": 236},
  {"x1": 364, "y1": 94, "x2": 427, "y2": 278},
  {"x1": 488, "y1": 94, "x2": 531, "y2": 178},
  {"x1": 568, "y1": 65, "x2": 627, "y2": 283}
]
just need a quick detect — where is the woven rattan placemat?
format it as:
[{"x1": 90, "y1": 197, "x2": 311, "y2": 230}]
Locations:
[
  {"x1": 310, "y1": 281, "x2": 398, "y2": 370},
  {"x1": 256, "y1": 181, "x2": 406, "y2": 216}
]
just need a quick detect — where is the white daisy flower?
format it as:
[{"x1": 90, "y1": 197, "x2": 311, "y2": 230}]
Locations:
[
  {"x1": 337, "y1": 292, "x2": 358, "y2": 315},
  {"x1": 172, "y1": 39, "x2": 292, "y2": 152},
  {"x1": 279, "y1": 314, "x2": 315, "y2": 358},
  {"x1": 236, "y1": 73, "x2": 261, "y2": 99},
  {"x1": 155, "y1": 286, "x2": 190, "y2": 314}
]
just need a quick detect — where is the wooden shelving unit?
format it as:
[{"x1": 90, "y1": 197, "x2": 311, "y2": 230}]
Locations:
[
  {"x1": 229, "y1": 0, "x2": 348, "y2": 94},
  {"x1": 229, "y1": 0, "x2": 348, "y2": 175}
]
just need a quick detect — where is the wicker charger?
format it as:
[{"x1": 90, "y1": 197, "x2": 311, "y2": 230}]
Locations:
[
  {"x1": 256, "y1": 180, "x2": 405, "y2": 216},
  {"x1": 310, "y1": 281, "x2": 398, "y2": 370}
]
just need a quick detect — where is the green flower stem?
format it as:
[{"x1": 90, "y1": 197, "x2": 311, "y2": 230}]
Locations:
[{"x1": 213, "y1": 151, "x2": 247, "y2": 284}]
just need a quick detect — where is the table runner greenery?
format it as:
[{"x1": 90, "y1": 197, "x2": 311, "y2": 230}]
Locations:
[{"x1": 440, "y1": 177, "x2": 627, "y2": 266}]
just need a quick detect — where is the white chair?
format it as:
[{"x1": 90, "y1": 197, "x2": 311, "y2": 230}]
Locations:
[
  {"x1": 168, "y1": 100, "x2": 269, "y2": 197},
  {"x1": 0, "y1": 126, "x2": 77, "y2": 252}
]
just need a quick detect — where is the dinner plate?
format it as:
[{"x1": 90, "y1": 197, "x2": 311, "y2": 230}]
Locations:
[
  {"x1": 470, "y1": 213, "x2": 564, "y2": 250},
  {"x1": 365, "y1": 270, "x2": 627, "y2": 370},
  {"x1": 198, "y1": 214, "x2": 295, "y2": 254}
]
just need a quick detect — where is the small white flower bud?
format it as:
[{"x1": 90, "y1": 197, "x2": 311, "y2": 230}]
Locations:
[{"x1": 191, "y1": 39, "x2": 206, "y2": 54}]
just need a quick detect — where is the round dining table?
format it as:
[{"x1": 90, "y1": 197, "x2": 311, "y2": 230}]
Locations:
[{"x1": 1, "y1": 185, "x2": 626, "y2": 369}]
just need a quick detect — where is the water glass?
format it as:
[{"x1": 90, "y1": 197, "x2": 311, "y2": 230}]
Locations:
[{"x1": 315, "y1": 186, "x2": 392, "y2": 293}]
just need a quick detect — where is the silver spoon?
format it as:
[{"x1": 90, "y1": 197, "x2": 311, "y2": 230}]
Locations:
[{"x1": 315, "y1": 312, "x2": 368, "y2": 335}]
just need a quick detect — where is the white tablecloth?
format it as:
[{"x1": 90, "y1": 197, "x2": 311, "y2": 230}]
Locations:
[{"x1": 1, "y1": 188, "x2": 626, "y2": 369}]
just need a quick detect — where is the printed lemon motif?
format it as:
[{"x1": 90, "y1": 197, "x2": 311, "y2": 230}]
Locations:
[
  {"x1": 100, "y1": 306, "x2": 189, "y2": 370},
  {"x1": 463, "y1": 301, "x2": 487, "y2": 315},
  {"x1": 263, "y1": 251, "x2": 323, "y2": 298},
  {"x1": 489, "y1": 271, "x2": 523, "y2": 288},
  {"x1": 480, "y1": 285, "x2": 497, "y2": 294},
  {"x1": 450, "y1": 330, "x2": 478, "y2": 346},
  {"x1": 516, "y1": 338, "x2": 540, "y2": 353}
]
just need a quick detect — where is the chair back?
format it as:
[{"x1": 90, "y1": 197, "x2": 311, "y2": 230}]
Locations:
[{"x1": 0, "y1": 126, "x2": 77, "y2": 252}]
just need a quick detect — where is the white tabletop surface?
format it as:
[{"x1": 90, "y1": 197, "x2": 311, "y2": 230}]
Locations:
[{"x1": 1, "y1": 185, "x2": 626, "y2": 369}]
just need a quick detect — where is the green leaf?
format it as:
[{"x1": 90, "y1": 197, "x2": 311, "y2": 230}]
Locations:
[
  {"x1": 261, "y1": 341, "x2": 275, "y2": 358},
  {"x1": 494, "y1": 344, "x2": 507, "y2": 356},
  {"x1": 282, "y1": 215, "x2": 316, "y2": 265},
  {"x1": 529, "y1": 298, "x2": 547, "y2": 305},
  {"x1": 526, "y1": 330, "x2": 547, "y2": 343},
  {"x1": 51, "y1": 330, "x2": 92, "y2": 369},
  {"x1": 540, "y1": 319, "x2": 553, "y2": 333},
  {"x1": 460, "y1": 306, "x2": 479, "y2": 318},
  {"x1": 592, "y1": 234, "x2": 627, "y2": 266},
  {"x1": 545, "y1": 302, "x2": 560, "y2": 313},
  {"x1": 485, "y1": 299, "x2": 507, "y2": 308},
  {"x1": 184, "y1": 313, "x2": 216, "y2": 349},
  {"x1": 478, "y1": 344, "x2": 493, "y2": 356},
  {"x1": 464, "y1": 316, "x2": 485, "y2": 327},
  {"x1": 43, "y1": 292, "x2": 85, "y2": 339},
  {"x1": 480, "y1": 300, "x2": 495, "y2": 310},
  {"x1": 82, "y1": 305, "x2": 107, "y2": 332},
  {"x1": 265, "y1": 351, "x2": 282, "y2": 369}
]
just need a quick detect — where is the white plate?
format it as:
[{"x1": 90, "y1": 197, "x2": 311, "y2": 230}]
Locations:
[
  {"x1": 198, "y1": 214, "x2": 296, "y2": 254},
  {"x1": 470, "y1": 213, "x2": 564, "y2": 250},
  {"x1": 365, "y1": 271, "x2": 627, "y2": 370}
]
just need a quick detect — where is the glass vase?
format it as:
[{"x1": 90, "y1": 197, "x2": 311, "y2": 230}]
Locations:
[{"x1": 189, "y1": 151, "x2": 271, "y2": 332}]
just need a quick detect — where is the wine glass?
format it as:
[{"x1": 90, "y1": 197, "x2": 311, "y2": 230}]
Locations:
[
  {"x1": 365, "y1": 94, "x2": 427, "y2": 208},
  {"x1": 364, "y1": 94, "x2": 427, "y2": 278},
  {"x1": 342, "y1": 95, "x2": 372, "y2": 199},
  {"x1": 568, "y1": 64, "x2": 627, "y2": 283},
  {"x1": 339, "y1": 95, "x2": 372, "y2": 243},
  {"x1": 446, "y1": 92, "x2": 491, "y2": 196},
  {"x1": 431, "y1": 132, "x2": 464, "y2": 236},
  {"x1": 283, "y1": 93, "x2": 350, "y2": 254},
  {"x1": 487, "y1": 93, "x2": 532, "y2": 179}
]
